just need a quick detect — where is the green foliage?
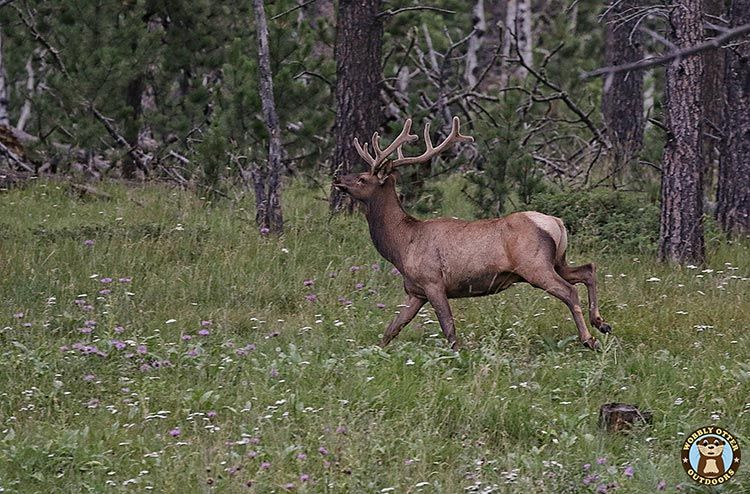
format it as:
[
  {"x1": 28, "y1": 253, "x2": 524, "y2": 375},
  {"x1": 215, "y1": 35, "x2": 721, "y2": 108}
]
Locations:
[{"x1": 530, "y1": 189, "x2": 660, "y2": 254}]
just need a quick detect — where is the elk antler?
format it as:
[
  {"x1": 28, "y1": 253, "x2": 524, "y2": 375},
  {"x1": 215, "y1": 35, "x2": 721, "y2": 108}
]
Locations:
[
  {"x1": 353, "y1": 117, "x2": 474, "y2": 177},
  {"x1": 353, "y1": 119, "x2": 418, "y2": 175},
  {"x1": 391, "y1": 116, "x2": 473, "y2": 168}
]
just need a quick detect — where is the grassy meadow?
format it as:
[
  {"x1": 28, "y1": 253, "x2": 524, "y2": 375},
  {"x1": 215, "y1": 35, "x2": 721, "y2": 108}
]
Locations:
[{"x1": 0, "y1": 179, "x2": 749, "y2": 493}]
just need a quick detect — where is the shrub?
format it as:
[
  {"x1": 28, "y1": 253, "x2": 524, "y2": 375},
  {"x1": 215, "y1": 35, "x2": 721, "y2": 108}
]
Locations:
[{"x1": 528, "y1": 189, "x2": 659, "y2": 254}]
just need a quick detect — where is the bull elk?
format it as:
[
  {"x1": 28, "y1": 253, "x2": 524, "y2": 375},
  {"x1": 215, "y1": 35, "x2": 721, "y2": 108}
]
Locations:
[{"x1": 332, "y1": 117, "x2": 611, "y2": 350}]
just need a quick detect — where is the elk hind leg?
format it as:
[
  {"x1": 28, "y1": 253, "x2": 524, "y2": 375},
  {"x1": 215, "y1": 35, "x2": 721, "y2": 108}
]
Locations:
[
  {"x1": 556, "y1": 261, "x2": 611, "y2": 334},
  {"x1": 523, "y1": 268, "x2": 599, "y2": 349}
]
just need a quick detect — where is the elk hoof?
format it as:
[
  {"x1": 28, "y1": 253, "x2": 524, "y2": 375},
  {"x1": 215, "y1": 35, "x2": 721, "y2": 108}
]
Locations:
[
  {"x1": 583, "y1": 336, "x2": 600, "y2": 350},
  {"x1": 598, "y1": 323, "x2": 612, "y2": 334}
]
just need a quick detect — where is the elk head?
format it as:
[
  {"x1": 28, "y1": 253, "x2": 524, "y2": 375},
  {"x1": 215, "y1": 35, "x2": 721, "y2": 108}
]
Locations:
[{"x1": 332, "y1": 116, "x2": 474, "y2": 203}]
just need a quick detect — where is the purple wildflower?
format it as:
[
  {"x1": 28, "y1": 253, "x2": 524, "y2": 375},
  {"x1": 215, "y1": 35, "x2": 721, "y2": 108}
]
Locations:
[
  {"x1": 296, "y1": 452, "x2": 307, "y2": 460},
  {"x1": 371, "y1": 263, "x2": 381, "y2": 271},
  {"x1": 84, "y1": 320, "x2": 97, "y2": 327},
  {"x1": 355, "y1": 282, "x2": 365, "y2": 290},
  {"x1": 136, "y1": 344, "x2": 147, "y2": 354},
  {"x1": 259, "y1": 227, "x2": 270, "y2": 236},
  {"x1": 181, "y1": 334, "x2": 192, "y2": 341},
  {"x1": 657, "y1": 480, "x2": 667, "y2": 491},
  {"x1": 186, "y1": 348, "x2": 199, "y2": 357},
  {"x1": 118, "y1": 277, "x2": 132, "y2": 283},
  {"x1": 111, "y1": 340, "x2": 126, "y2": 350},
  {"x1": 201, "y1": 320, "x2": 212, "y2": 327},
  {"x1": 269, "y1": 367, "x2": 279, "y2": 378},
  {"x1": 318, "y1": 446, "x2": 329, "y2": 456},
  {"x1": 83, "y1": 374, "x2": 96, "y2": 382},
  {"x1": 207, "y1": 410, "x2": 217, "y2": 418},
  {"x1": 247, "y1": 450, "x2": 258, "y2": 458},
  {"x1": 169, "y1": 427, "x2": 181, "y2": 437},
  {"x1": 83, "y1": 239, "x2": 95, "y2": 247},
  {"x1": 336, "y1": 426, "x2": 348, "y2": 434},
  {"x1": 303, "y1": 279, "x2": 315, "y2": 287},
  {"x1": 596, "y1": 457, "x2": 607, "y2": 465},
  {"x1": 390, "y1": 267, "x2": 400, "y2": 275},
  {"x1": 260, "y1": 461, "x2": 271, "y2": 470},
  {"x1": 100, "y1": 277, "x2": 113, "y2": 284},
  {"x1": 376, "y1": 303, "x2": 386, "y2": 309},
  {"x1": 305, "y1": 294, "x2": 318, "y2": 303},
  {"x1": 98, "y1": 289, "x2": 111, "y2": 295},
  {"x1": 114, "y1": 325, "x2": 125, "y2": 333},
  {"x1": 13, "y1": 312, "x2": 24, "y2": 319},
  {"x1": 583, "y1": 464, "x2": 591, "y2": 471},
  {"x1": 300, "y1": 473, "x2": 310, "y2": 482},
  {"x1": 623, "y1": 465, "x2": 634, "y2": 478},
  {"x1": 583, "y1": 474, "x2": 601, "y2": 486},
  {"x1": 350, "y1": 265, "x2": 360, "y2": 272},
  {"x1": 198, "y1": 329, "x2": 210, "y2": 336},
  {"x1": 79, "y1": 327, "x2": 93, "y2": 334},
  {"x1": 22, "y1": 322, "x2": 32, "y2": 327}
]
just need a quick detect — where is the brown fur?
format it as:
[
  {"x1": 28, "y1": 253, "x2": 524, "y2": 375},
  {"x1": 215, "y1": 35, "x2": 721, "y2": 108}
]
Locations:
[{"x1": 333, "y1": 172, "x2": 611, "y2": 350}]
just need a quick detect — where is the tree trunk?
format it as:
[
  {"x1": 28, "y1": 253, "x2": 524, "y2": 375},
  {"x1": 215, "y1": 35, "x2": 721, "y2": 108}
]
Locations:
[
  {"x1": 16, "y1": 53, "x2": 35, "y2": 132},
  {"x1": 500, "y1": 0, "x2": 533, "y2": 84},
  {"x1": 716, "y1": 0, "x2": 750, "y2": 236},
  {"x1": 658, "y1": 0, "x2": 705, "y2": 264},
  {"x1": 464, "y1": 0, "x2": 486, "y2": 87},
  {"x1": 701, "y1": 0, "x2": 727, "y2": 192},
  {"x1": 0, "y1": 26, "x2": 9, "y2": 127},
  {"x1": 252, "y1": 0, "x2": 284, "y2": 233},
  {"x1": 601, "y1": 0, "x2": 644, "y2": 184},
  {"x1": 330, "y1": 0, "x2": 383, "y2": 213}
]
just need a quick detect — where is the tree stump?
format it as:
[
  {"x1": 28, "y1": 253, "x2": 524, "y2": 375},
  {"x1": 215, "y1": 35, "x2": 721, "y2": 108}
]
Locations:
[{"x1": 599, "y1": 403, "x2": 652, "y2": 432}]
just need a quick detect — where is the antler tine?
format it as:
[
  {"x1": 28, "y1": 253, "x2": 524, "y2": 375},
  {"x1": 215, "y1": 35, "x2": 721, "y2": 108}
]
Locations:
[
  {"x1": 391, "y1": 116, "x2": 474, "y2": 168},
  {"x1": 370, "y1": 118, "x2": 418, "y2": 173},
  {"x1": 353, "y1": 137, "x2": 375, "y2": 166}
]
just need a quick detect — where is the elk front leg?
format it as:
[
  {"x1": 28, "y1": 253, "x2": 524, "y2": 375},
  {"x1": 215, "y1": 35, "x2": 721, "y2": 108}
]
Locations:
[
  {"x1": 379, "y1": 295, "x2": 426, "y2": 347},
  {"x1": 424, "y1": 286, "x2": 460, "y2": 351}
]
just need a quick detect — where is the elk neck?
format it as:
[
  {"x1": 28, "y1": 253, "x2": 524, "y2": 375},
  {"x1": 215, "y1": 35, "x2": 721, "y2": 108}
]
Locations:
[{"x1": 364, "y1": 181, "x2": 416, "y2": 269}]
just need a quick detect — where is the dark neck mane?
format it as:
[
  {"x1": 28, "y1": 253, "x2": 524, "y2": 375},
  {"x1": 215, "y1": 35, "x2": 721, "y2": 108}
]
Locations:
[{"x1": 364, "y1": 183, "x2": 416, "y2": 269}]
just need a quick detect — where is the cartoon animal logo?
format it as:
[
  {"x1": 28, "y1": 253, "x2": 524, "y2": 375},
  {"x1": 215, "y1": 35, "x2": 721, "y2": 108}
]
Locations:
[
  {"x1": 682, "y1": 427, "x2": 741, "y2": 486},
  {"x1": 697, "y1": 436, "x2": 725, "y2": 478}
]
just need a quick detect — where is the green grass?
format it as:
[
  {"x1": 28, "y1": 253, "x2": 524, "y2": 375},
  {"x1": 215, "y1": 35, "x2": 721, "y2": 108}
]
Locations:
[{"x1": 0, "y1": 179, "x2": 749, "y2": 493}]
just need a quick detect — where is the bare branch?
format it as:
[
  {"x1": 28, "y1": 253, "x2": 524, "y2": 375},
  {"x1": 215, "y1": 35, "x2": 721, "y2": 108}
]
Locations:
[
  {"x1": 0, "y1": 140, "x2": 34, "y2": 172},
  {"x1": 271, "y1": 0, "x2": 320, "y2": 21},
  {"x1": 582, "y1": 22, "x2": 750, "y2": 78},
  {"x1": 378, "y1": 6, "x2": 455, "y2": 18}
]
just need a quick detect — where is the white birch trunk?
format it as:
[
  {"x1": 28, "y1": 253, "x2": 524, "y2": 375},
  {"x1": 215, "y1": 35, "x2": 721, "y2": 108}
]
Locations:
[
  {"x1": 16, "y1": 54, "x2": 35, "y2": 132},
  {"x1": 464, "y1": 0, "x2": 486, "y2": 87},
  {"x1": 0, "y1": 27, "x2": 10, "y2": 126},
  {"x1": 501, "y1": 0, "x2": 533, "y2": 84}
]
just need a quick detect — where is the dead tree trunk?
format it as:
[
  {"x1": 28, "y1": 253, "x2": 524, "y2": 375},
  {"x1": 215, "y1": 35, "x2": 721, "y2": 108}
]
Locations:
[
  {"x1": 716, "y1": 0, "x2": 750, "y2": 236},
  {"x1": 702, "y1": 0, "x2": 727, "y2": 192},
  {"x1": 601, "y1": 0, "x2": 644, "y2": 184},
  {"x1": 658, "y1": 0, "x2": 706, "y2": 264},
  {"x1": 252, "y1": 0, "x2": 284, "y2": 233},
  {"x1": 0, "y1": 26, "x2": 9, "y2": 127},
  {"x1": 465, "y1": 0, "x2": 486, "y2": 87},
  {"x1": 16, "y1": 52, "x2": 35, "y2": 132},
  {"x1": 501, "y1": 0, "x2": 533, "y2": 84},
  {"x1": 330, "y1": 0, "x2": 383, "y2": 213}
]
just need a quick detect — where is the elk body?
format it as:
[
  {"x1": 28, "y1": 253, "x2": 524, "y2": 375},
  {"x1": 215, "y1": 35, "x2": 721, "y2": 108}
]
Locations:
[{"x1": 333, "y1": 117, "x2": 611, "y2": 350}]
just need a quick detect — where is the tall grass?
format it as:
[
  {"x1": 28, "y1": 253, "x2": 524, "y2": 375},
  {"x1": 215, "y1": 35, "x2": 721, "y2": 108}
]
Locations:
[{"x1": 0, "y1": 179, "x2": 748, "y2": 493}]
